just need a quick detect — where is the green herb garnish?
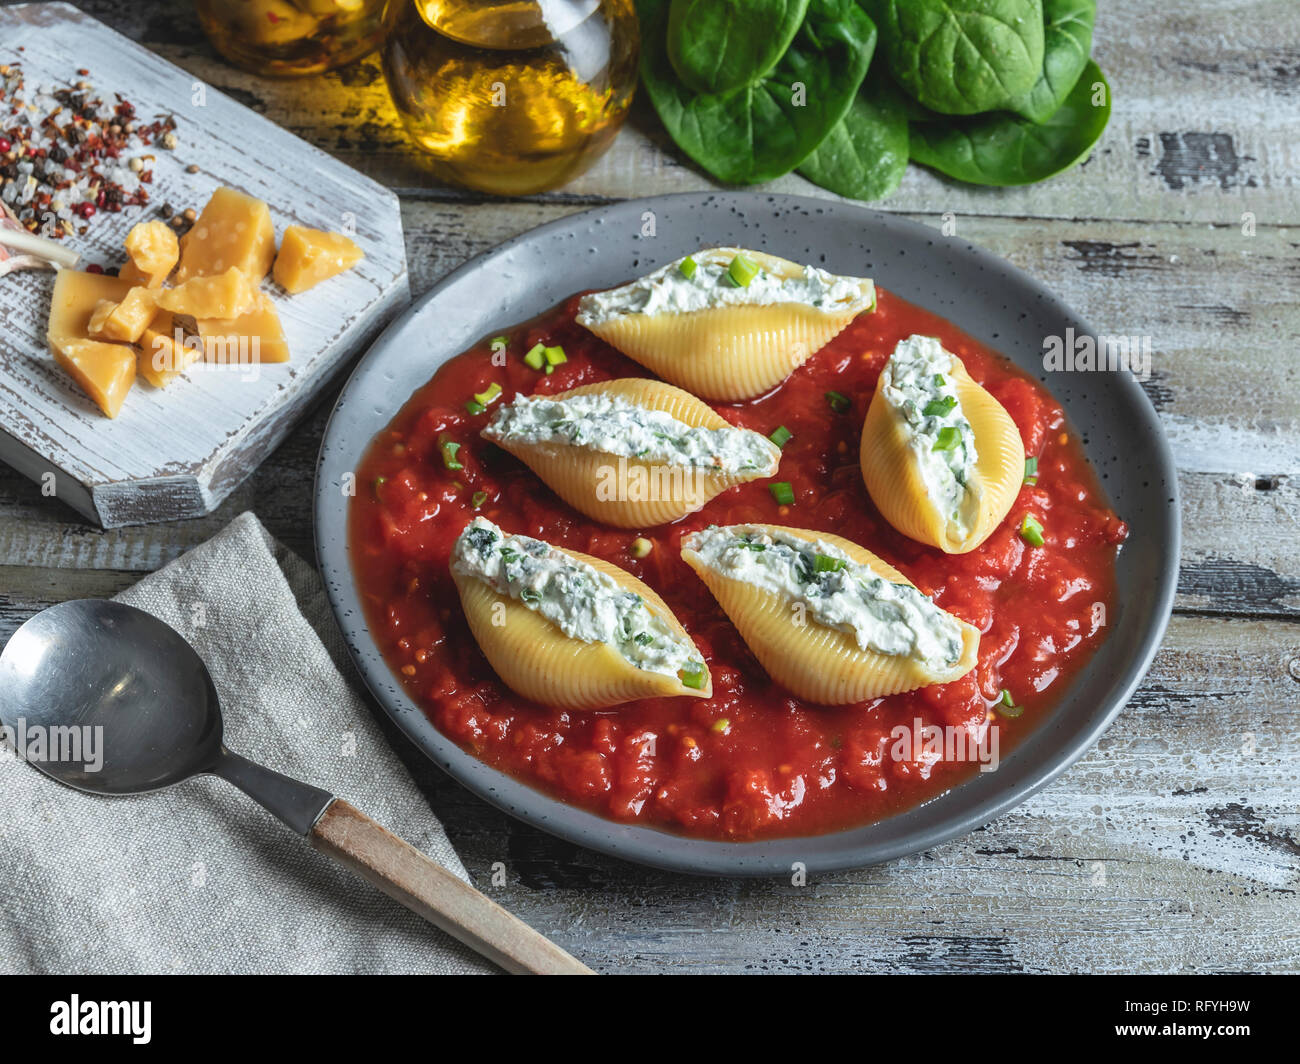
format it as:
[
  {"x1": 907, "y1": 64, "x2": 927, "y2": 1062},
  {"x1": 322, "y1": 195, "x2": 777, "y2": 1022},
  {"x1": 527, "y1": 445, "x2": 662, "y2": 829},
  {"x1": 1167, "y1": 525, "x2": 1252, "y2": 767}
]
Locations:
[
  {"x1": 1023, "y1": 456, "x2": 1039, "y2": 486},
  {"x1": 678, "y1": 255, "x2": 698, "y2": 280},
  {"x1": 997, "y1": 689, "x2": 1025, "y2": 718},
  {"x1": 814, "y1": 553, "x2": 845, "y2": 573},
  {"x1": 439, "y1": 436, "x2": 463, "y2": 471},
  {"x1": 1019, "y1": 514, "x2": 1045, "y2": 547},
  {"x1": 726, "y1": 252, "x2": 760, "y2": 287},
  {"x1": 932, "y1": 426, "x2": 961, "y2": 452},
  {"x1": 769, "y1": 481, "x2": 795, "y2": 506},
  {"x1": 470, "y1": 490, "x2": 488, "y2": 509},
  {"x1": 825, "y1": 390, "x2": 851, "y2": 414},
  {"x1": 680, "y1": 663, "x2": 708, "y2": 689},
  {"x1": 922, "y1": 395, "x2": 957, "y2": 418},
  {"x1": 523, "y1": 343, "x2": 546, "y2": 370},
  {"x1": 768, "y1": 425, "x2": 792, "y2": 448}
]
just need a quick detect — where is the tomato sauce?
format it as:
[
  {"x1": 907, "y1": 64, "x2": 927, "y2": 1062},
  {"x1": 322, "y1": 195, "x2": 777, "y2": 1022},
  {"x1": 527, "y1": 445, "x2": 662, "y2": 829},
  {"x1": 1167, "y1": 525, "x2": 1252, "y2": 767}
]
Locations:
[{"x1": 349, "y1": 290, "x2": 1128, "y2": 840}]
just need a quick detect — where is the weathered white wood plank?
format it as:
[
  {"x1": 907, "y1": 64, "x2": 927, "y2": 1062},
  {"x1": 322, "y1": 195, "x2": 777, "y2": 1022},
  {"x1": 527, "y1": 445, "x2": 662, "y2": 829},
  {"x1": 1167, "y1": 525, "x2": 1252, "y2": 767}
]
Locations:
[
  {"x1": 0, "y1": 3, "x2": 409, "y2": 527},
  {"x1": 129, "y1": 0, "x2": 1300, "y2": 225}
]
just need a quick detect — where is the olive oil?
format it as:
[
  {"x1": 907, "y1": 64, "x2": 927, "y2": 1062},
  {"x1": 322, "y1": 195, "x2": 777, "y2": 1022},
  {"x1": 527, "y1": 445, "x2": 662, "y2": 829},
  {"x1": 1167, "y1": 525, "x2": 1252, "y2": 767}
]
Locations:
[
  {"x1": 382, "y1": 0, "x2": 638, "y2": 195},
  {"x1": 194, "y1": 0, "x2": 395, "y2": 77}
]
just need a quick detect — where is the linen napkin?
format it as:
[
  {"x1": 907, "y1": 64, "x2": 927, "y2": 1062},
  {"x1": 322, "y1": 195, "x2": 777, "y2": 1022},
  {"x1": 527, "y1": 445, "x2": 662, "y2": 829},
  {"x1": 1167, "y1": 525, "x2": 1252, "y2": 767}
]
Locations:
[{"x1": 0, "y1": 511, "x2": 496, "y2": 974}]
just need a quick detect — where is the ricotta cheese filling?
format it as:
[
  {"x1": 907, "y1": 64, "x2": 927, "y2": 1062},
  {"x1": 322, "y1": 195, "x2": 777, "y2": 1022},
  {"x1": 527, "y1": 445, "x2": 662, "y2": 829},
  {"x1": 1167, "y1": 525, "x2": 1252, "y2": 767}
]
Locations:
[
  {"x1": 682, "y1": 525, "x2": 965, "y2": 668},
  {"x1": 452, "y1": 517, "x2": 703, "y2": 682},
  {"x1": 880, "y1": 335, "x2": 979, "y2": 536},
  {"x1": 483, "y1": 391, "x2": 780, "y2": 474},
  {"x1": 576, "y1": 248, "x2": 875, "y2": 325}
]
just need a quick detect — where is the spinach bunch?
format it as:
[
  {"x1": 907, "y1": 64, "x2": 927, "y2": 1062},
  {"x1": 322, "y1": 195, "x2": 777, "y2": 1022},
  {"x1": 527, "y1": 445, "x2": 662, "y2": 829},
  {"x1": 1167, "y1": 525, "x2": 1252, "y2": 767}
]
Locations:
[{"x1": 635, "y1": 0, "x2": 1111, "y2": 200}]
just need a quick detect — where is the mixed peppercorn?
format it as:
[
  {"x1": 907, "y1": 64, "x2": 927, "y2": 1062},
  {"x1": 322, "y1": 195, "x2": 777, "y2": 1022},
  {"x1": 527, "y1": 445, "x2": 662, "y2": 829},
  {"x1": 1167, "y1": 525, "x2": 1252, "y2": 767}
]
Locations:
[{"x1": 0, "y1": 61, "x2": 179, "y2": 241}]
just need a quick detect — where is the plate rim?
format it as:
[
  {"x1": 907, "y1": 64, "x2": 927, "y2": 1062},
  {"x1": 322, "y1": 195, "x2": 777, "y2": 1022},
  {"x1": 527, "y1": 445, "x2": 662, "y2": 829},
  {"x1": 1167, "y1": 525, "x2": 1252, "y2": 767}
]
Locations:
[{"x1": 315, "y1": 191, "x2": 1180, "y2": 877}]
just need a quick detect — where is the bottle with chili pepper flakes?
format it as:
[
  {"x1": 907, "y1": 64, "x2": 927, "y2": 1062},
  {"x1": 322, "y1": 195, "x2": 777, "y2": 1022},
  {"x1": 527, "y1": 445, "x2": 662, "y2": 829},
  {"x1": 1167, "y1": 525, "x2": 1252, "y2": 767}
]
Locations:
[{"x1": 193, "y1": 0, "x2": 397, "y2": 77}]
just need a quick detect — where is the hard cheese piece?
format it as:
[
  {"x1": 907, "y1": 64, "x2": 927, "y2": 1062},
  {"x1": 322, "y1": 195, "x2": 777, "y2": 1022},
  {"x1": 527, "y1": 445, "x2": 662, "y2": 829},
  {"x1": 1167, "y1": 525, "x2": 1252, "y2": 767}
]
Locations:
[
  {"x1": 156, "y1": 266, "x2": 260, "y2": 320},
  {"x1": 52, "y1": 338, "x2": 136, "y2": 418},
  {"x1": 273, "y1": 226, "x2": 364, "y2": 294},
  {"x1": 46, "y1": 269, "x2": 133, "y2": 350},
  {"x1": 136, "y1": 310, "x2": 200, "y2": 388},
  {"x1": 174, "y1": 186, "x2": 277, "y2": 284},
  {"x1": 87, "y1": 300, "x2": 117, "y2": 341},
  {"x1": 122, "y1": 220, "x2": 179, "y2": 288},
  {"x1": 197, "y1": 291, "x2": 290, "y2": 364},
  {"x1": 86, "y1": 286, "x2": 157, "y2": 343}
]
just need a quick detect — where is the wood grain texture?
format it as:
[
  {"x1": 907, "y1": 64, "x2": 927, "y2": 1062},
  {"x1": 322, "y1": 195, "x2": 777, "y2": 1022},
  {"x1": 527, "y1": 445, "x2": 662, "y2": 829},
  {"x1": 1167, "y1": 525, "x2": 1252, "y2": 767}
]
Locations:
[
  {"x1": 310, "y1": 799, "x2": 594, "y2": 974},
  {"x1": 0, "y1": 3, "x2": 409, "y2": 527},
  {"x1": 0, "y1": 0, "x2": 1295, "y2": 975}
]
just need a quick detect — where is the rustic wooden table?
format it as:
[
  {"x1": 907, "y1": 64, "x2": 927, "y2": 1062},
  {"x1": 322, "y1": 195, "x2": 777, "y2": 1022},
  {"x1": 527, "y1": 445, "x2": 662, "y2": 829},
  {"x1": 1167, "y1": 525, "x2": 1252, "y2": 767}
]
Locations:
[{"x1": 4, "y1": 0, "x2": 1297, "y2": 973}]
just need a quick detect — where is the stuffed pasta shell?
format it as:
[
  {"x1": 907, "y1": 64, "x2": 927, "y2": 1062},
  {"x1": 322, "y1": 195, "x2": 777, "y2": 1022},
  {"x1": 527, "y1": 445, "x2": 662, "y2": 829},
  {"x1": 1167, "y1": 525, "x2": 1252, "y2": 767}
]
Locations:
[
  {"x1": 575, "y1": 248, "x2": 876, "y2": 401},
  {"x1": 451, "y1": 517, "x2": 711, "y2": 709},
  {"x1": 680, "y1": 524, "x2": 979, "y2": 705},
  {"x1": 860, "y1": 335, "x2": 1025, "y2": 554},
  {"x1": 481, "y1": 378, "x2": 780, "y2": 528}
]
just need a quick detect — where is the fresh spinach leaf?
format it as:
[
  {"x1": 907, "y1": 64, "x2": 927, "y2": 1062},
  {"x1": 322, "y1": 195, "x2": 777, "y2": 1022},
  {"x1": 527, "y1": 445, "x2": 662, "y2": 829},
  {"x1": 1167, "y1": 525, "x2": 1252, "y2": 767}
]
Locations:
[
  {"x1": 667, "y1": 0, "x2": 812, "y2": 95},
  {"x1": 908, "y1": 59, "x2": 1110, "y2": 185},
  {"x1": 799, "y1": 67, "x2": 910, "y2": 201},
  {"x1": 638, "y1": 0, "x2": 877, "y2": 185},
  {"x1": 1008, "y1": 0, "x2": 1095, "y2": 123},
  {"x1": 866, "y1": 0, "x2": 1045, "y2": 115}
]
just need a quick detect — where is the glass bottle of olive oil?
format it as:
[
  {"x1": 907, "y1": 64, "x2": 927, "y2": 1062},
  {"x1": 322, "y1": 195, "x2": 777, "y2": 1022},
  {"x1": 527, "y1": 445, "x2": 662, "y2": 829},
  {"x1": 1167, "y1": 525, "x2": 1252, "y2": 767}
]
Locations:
[
  {"x1": 193, "y1": 0, "x2": 395, "y2": 77},
  {"x1": 382, "y1": 0, "x2": 639, "y2": 195}
]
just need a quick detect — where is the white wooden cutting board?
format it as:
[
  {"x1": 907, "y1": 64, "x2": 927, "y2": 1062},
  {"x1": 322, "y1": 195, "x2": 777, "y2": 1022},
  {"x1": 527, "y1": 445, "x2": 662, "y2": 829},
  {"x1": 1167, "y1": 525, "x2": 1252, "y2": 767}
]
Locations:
[{"x1": 0, "y1": 2, "x2": 409, "y2": 527}]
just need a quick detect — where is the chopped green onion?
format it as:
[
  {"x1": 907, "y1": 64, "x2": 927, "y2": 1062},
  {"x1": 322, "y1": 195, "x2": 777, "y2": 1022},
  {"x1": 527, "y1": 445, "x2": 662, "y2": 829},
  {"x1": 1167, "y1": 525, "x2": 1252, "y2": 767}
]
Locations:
[
  {"x1": 922, "y1": 395, "x2": 957, "y2": 418},
  {"x1": 932, "y1": 374, "x2": 946, "y2": 387},
  {"x1": 768, "y1": 425, "x2": 793, "y2": 448},
  {"x1": 471, "y1": 490, "x2": 488, "y2": 509},
  {"x1": 439, "y1": 436, "x2": 463, "y2": 471},
  {"x1": 678, "y1": 255, "x2": 698, "y2": 280},
  {"x1": 1023, "y1": 457, "x2": 1039, "y2": 486},
  {"x1": 711, "y1": 718, "x2": 730, "y2": 733},
  {"x1": 680, "y1": 663, "x2": 708, "y2": 689},
  {"x1": 814, "y1": 553, "x2": 845, "y2": 573},
  {"x1": 474, "y1": 382, "x2": 502, "y2": 407},
  {"x1": 523, "y1": 342, "x2": 547, "y2": 370},
  {"x1": 769, "y1": 481, "x2": 795, "y2": 506},
  {"x1": 544, "y1": 345, "x2": 566, "y2": 366},
  {"x1": 825, "y1": 390, "x2": 851, "y2": 414},
  {"x1": 997, "y1": 689, "x2": 1024, "y2": 718},
  {"x1": 738, "y1": 541, "x2": 766, "y2": 551},
  {"x1": 490, "y1": 336, "x2": 508, "y2": 348},
  {"x1": 1019, "y1": 514, "x2": 1045, "y2": 547},
  {"x1": 726, "y1": 252, "x2": 760, "y2": 287},
  {"x1": 520, "y1": 588, "x2": 541, "y2": 604},
  {"x1": 634, "y1": 632, "x2": 655, "y2": 646},
  {"x1": 932, "y1": 426, "x2": 961, "y2": 452},
  {"x1": 464, "y1": 400, "x2": 485, "y2": 415}
]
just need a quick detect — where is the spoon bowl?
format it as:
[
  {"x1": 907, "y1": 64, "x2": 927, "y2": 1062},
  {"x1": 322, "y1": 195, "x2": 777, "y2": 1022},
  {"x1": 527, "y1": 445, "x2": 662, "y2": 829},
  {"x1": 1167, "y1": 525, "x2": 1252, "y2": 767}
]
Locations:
[{"x1": 0, "y1": 599, "x2": 222, "y2": 794}]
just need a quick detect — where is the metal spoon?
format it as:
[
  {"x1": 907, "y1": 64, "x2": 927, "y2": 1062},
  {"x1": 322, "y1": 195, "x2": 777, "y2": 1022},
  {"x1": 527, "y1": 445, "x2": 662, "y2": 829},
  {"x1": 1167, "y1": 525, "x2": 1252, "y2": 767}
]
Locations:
[{"x1": 0, "y1": 599, "x2": 591, "y2": 975}]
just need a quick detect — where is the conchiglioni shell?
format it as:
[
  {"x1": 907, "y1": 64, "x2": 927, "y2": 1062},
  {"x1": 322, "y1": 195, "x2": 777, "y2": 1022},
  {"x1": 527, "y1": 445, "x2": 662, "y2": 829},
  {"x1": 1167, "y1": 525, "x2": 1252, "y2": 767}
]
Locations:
[
  {"x1": 860, "y1": 356, "x2": 1025, "y2": 554},
  {"x1": 451, "y1": 543, "x2": 711, "y2": 710},
  {"x1": 486, "y1": 378, "x2": 777, "y2": 528},
  {"x1": 581, "y1": 251, "x2": 874, "y2": 401},
  {"x1": 681, "y1": 524, "x2": 979, "y2": 705}
]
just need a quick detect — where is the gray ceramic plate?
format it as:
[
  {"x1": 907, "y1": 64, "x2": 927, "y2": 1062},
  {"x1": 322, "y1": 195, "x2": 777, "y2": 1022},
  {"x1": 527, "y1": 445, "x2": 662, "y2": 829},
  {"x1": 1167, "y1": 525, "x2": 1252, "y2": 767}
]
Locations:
[{"x1": 315, "y1": 192, "x2": 1178, "y2": 877}]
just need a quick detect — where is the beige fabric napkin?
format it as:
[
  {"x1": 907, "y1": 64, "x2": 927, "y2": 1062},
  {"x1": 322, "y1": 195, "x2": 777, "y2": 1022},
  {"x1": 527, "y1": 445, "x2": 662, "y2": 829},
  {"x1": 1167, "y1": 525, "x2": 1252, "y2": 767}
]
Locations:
[{"x1": 0, "y1": 511, "x2": 496, "y2": 974}]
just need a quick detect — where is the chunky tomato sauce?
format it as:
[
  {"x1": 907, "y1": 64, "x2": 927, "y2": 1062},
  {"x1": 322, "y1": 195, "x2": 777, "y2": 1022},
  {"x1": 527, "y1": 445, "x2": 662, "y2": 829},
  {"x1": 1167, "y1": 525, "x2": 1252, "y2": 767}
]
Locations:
[{"x1": 350, "y1": 290, "x2": 1127, "y2": 840}]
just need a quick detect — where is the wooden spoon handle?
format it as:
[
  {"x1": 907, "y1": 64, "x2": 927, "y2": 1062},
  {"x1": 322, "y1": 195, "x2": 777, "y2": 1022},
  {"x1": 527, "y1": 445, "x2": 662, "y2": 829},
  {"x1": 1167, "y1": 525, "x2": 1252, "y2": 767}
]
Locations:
[{"x1": 310, "y1": 799, "x2": 593, "y2": 975}]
